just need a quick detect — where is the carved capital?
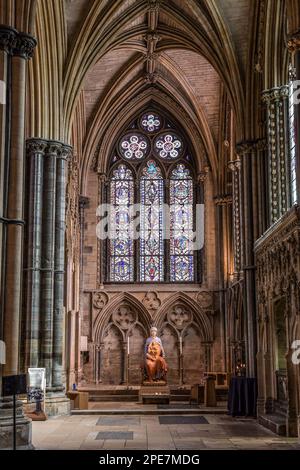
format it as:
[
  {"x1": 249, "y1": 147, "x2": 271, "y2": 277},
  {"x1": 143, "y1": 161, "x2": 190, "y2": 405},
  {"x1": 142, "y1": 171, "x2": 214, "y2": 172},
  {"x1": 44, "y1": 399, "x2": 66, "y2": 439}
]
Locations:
[
  {"x1": 262, "y1": 85, "x2": 289, "y2": 103},
  {"x1": 0, "y1": 25, "x2": 17, "y2": 54},
  {"x1": 45, "y1": 141, "x2": 63, "y2": 157},
  {"x1": 26, "y1": 138, "x2": 48, "y2": 155},
  {"x1": 13, "y1": 32, "x2": 37, "y2": 59},
  {"x1": 198, "y1": 166, "x2": 209, "y2": 183},
  {"x1": 214, "y1": 194, "x2": 233, "y2": 206},
  {"x1": 287, "y1": 30, "x2": 300, "y2": 53},
  {"x1": 59, "y1": 143, "x2": 73, "y2": 161}
]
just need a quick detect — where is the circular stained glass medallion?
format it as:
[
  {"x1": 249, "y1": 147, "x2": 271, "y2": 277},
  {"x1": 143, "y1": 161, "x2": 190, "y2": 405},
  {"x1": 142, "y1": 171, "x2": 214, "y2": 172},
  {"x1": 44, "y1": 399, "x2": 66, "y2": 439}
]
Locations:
[
  {"x1": 154, "y1": 132, "x2": 183, "y2": 159},
  {"x1": 119, "y1": 132, "x2": 149, "y2": 160},
  {"x1": 140, "y1": 112, "x2": 162, "y2": 132}
]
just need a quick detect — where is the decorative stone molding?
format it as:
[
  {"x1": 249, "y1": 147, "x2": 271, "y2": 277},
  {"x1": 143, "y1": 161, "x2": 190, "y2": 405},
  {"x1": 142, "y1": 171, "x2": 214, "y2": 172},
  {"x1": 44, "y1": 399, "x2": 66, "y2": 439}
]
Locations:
[
  {"x1": 92, "y1": 292, "x2": 108, "y2": 311},
  {"x1": 236, "y1": 138, "x2": 267, "y2": 156},
  {"x1": 262, "y1": 86, "x2": 289, "y2": 102},
  {"x1": 197, "y1": 291, "x2": 213, "y2": 310},
  {"x1": 167, "y1": 304, "x2": 192, "y2": 329},
  {"x1": 144, "y1": 71, "x2": 159, "y2": 83},
  {"x1": 214, "y1": 194, "x2": 232, "y2": 206},
  {"x1": 255, "y1": 206, "x2": 300, "y2": 432},
  {"x1": 0, "y1": 25, "x2": 17, "y2": 53},
  {"x1": 287, "y1": 30, "x2": 300, "y2": 53},
  {"x1": 112, "y1": 305, "x2": 137, "y2": 330},
  {"x1": 142, "y1": 291, "x2": 161, "y2": 314},
  {"x1": 148, "y1": 0, "x2": 161, "y2": 10}
]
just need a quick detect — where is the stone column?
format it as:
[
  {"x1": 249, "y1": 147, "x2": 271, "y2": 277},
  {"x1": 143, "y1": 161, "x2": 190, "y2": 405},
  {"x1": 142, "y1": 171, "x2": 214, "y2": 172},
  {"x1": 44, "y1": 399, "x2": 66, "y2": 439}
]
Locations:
[
  {"x1": 24, "y1": 139, "x2": 47, "y2": 369},
  {"x1": 40, "y1": 142, "x2": 61, "y2": 388},
  {"x1": 52, "y1": 144, "x2": 72, "y2": 391},
  {"x1": 79, "y1": 195, "x2": 89, "y2": 292},
  {"x1": 0, "y1": 25, "x2": 36, "y2": 450},
  {"x1": 0, "y1": 29, "x2": 12, "y2": 350},
  {"x1": 1, "y1": 29, "x2": 36, "y2": 376},
  {"x1": 228, "y1": 158, "x2": 242, "y2": 275},
  {"x1": 236, "y1": 142, "x2": 257, "y2": 378},
  {"x1": 262, "y1": 86, "x2": 290, "y2": 222},
  {"x1": 97, "y1": 173, "x2": 107, "y2": 285}
]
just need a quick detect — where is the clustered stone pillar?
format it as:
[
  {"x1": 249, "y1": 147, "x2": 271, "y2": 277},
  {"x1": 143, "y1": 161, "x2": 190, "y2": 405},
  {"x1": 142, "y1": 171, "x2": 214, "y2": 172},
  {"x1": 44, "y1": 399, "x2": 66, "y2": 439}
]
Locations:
[
  {"x1": 262, "y1": 86, "x2": 290, "y2": 223},
  {"x1": 236, "y1": 142, "x2": 257, "y2": 378},
  {"x1": 24, "y1": 140, "x2": 72, "y2": 414},
  {"x1": 24, "y1": 140, "x2": 47, "y2": 368},
  {"x1": 52, "y1": 144, "x2": 72, "y2": 391},
  {"x1": 40, "y1": 142, "x2": 59, "y2": 389},
  {"x1": 228, "y1": 157, "x2": 242, "y2": 275},
  {"x1": 0, "y1": 25, "x2": 36, "y2": 449}
]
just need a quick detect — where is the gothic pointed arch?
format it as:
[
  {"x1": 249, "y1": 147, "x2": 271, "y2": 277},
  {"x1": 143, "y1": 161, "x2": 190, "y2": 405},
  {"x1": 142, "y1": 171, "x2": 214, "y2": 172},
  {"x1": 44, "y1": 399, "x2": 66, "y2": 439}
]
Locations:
[
  {"x1": 93, "y1": 292, "x2": 152, "y2": 343},
  {"x1": 154, "y1": 292, "x2": 213, "y2": 342}
]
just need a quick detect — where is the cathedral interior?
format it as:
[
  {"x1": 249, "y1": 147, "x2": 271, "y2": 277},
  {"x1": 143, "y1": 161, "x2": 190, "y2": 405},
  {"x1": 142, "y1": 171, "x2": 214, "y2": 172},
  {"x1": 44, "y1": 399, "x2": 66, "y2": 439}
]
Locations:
[{"x1": 0, "y1": 0, "x2": 300, "y2": 451}]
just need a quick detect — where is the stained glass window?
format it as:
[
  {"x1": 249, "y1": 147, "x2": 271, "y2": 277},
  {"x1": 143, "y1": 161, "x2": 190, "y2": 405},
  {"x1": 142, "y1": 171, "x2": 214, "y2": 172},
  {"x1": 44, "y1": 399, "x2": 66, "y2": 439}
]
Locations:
[
  {"x1": 154, "y1": 132, "x2": 183, "y2": 159},
  {"x1": 109, "y1": 164, "x2": 134, "y2": 282},
  {"x1": 170, "y1": 164, "x2": 194, "y2": 281},
  {"x1": 140, "y1": 113, "x2": 162, "y2": 132},
  {"x1": 108, "y1": 110, "x2": 199, "y2": 283},
  {"x1": 288, "y1": 69, "x2": 297, "y2": 204},
  {"x1": 119, "y1": 132, "x2": 149, "y2": 160},
  {"x1": 140, "y1": 160, "x2": 164, "y2": 281}
]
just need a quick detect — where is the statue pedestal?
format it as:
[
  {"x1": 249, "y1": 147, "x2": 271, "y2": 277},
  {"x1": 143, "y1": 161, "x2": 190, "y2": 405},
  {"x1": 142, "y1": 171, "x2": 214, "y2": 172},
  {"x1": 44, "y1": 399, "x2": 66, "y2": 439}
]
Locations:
[{"x1": 139, "y1": 381, "x2": 170, "y2": 404}]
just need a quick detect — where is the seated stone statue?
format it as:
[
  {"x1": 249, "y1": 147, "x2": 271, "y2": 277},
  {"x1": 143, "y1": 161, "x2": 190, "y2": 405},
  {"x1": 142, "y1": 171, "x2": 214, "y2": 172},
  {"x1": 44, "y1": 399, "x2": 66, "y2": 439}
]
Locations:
[{"x1": 143, "y1": 327, "x2": 167, "y2": 382}]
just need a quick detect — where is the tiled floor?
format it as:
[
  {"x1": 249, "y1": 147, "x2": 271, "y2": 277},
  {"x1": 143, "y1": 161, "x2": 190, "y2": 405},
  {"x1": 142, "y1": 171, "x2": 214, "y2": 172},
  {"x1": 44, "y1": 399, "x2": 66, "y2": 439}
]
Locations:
[{"x1": 32, "y1": 410, "x2": 300, "y2": 450}]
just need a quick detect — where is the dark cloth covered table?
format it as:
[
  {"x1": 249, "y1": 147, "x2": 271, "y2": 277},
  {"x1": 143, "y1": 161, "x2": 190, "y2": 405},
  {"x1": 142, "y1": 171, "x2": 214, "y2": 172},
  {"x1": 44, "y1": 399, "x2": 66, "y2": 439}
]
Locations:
[{"x1": 228, "y1": 377, "x2": 257, "y2": 417}]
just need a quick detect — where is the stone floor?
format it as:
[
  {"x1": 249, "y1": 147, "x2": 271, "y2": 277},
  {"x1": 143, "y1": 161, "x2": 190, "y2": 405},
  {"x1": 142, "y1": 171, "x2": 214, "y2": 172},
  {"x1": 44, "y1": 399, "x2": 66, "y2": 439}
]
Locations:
[{"x1": 32, "y1": 405, "x2": 300, "y2": 450}]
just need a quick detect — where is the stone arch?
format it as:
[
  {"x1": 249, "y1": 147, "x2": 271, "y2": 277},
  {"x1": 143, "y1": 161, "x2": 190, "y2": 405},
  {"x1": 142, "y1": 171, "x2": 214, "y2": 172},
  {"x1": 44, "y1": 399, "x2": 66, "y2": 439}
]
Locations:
[
  {"x1": 92, "y1": 293, "x2": 151, "y2": 385},
  {"x1": 81, "y1": 87, "x2": 212, "y2": 195},
  {"x1": 154, "y1": 292, "x2": 213, "y2": 342},
  {"x1": 93, "y1": 292, "x2": 152, "y2": 344},
  {"x1": 153, "y1": 293, "x2": 213, "y2": 384}
]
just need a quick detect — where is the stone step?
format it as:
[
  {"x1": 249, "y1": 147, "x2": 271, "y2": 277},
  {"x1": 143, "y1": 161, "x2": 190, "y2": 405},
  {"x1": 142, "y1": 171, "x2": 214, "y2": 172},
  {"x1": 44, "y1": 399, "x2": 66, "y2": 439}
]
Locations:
[
  {"x1": 89, "y1": 395, "x2": 138, "y2": 402},
  {"x1": 71, "y1": 407, "x2": 227, "y2": 416},
  {"x1": 88, "y1": 394, "x2": 193, "y2": 402},
  {"x1": 258, "y1": 414, "x2": 286, "y2": 436},
  {"x1": 86, "y1": 390, "x2": 227, "y2": 402}
]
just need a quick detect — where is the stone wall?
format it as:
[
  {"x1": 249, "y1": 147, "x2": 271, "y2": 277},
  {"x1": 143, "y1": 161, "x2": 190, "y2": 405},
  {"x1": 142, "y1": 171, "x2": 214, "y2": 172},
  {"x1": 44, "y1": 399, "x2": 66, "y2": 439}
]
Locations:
[{"x1": 76, "y1": 166, "x2": 224, "y2": 386}]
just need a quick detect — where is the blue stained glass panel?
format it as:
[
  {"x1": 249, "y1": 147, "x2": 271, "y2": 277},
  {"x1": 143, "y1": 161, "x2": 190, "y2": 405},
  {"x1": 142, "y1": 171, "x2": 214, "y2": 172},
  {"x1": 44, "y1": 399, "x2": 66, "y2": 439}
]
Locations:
[
  {"x1": 109, "y1": 164, "x2": 134, "y2": 282},
  {"x1": 170, "y1": 164, "x2": 194, "y2": 281},
  {"x1": 140, "y1": 161, "x2": 164, "y2": 281}
]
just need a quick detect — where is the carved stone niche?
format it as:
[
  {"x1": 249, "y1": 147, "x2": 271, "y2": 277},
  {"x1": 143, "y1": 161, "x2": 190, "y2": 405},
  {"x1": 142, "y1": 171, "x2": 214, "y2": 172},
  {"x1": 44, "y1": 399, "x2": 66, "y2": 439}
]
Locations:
[
  {"x1": 142, "y1": 291, "x2": 161, "y2": 315},
  {"x1": 167, "y1": 304, "x2": 192, "y2": 330},
  {"x1": 112, "y1": 304, "x2": 137, "y2": 330}
]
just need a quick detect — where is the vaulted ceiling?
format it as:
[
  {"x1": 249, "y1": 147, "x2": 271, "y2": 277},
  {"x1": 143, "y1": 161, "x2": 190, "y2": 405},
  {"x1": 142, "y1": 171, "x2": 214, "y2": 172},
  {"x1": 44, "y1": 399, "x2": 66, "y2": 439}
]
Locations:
[{"x1": 60, "y1": 0, "x2": 255, "y2": 181}]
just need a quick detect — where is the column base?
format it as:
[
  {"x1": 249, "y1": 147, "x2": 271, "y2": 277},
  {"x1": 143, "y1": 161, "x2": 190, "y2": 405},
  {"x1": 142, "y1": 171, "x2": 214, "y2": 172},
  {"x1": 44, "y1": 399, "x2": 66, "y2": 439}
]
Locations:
[
  {"x1": 45, "y1": 393, "x2": 70, "y2": 417},
  {"x1": 0, "y1": 397, "x2": 33, "y2": 449}
]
